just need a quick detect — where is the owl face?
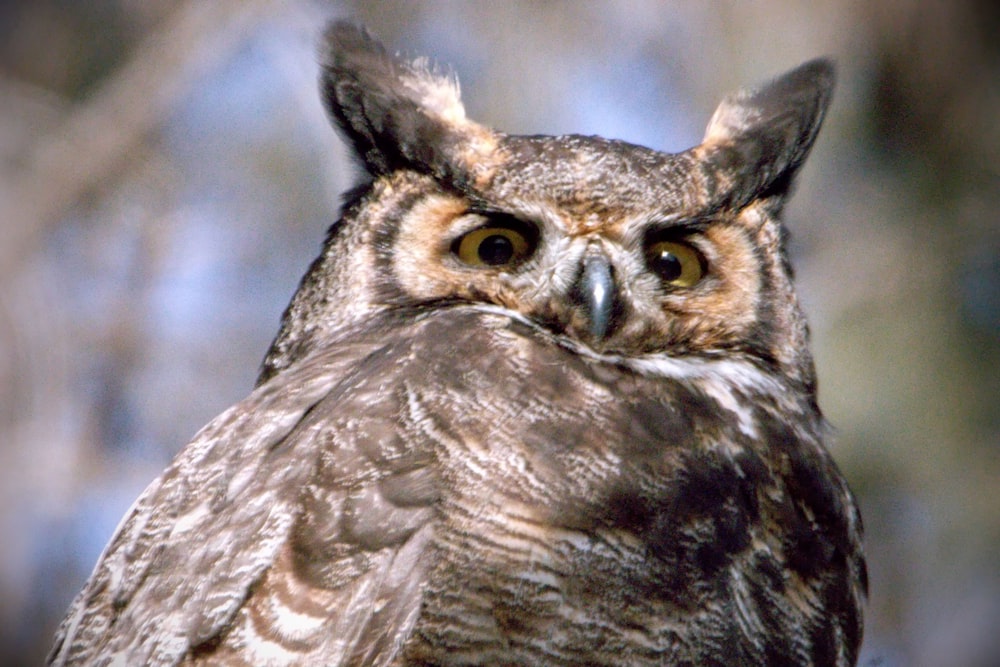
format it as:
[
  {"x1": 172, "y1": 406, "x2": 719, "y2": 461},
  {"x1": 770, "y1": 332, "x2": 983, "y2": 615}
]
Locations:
[
  {"x1": 263, "y1": 24, "x2": 833, "y2": 389},
  {"x1": 382, "y1": 145, "x2": 773, "y2": 362}
]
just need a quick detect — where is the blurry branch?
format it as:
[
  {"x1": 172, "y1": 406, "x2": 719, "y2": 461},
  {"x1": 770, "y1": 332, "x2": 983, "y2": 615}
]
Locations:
[{"x1": 0, "y1": 0, "x2": 277, "y2": 273}]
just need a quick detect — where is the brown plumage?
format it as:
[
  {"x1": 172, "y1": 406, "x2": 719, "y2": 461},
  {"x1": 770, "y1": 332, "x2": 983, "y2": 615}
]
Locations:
[{"x1": 49, "y1": 22, "x2": 865, "y2": 666}]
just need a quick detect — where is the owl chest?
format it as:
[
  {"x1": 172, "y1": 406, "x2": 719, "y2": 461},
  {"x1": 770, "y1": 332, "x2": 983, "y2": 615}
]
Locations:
[
  {"x1": 402, "y1": 445, "x2": 746, "y2": 665},
  {"x1": 408, "y1": 504, "x2": 695, "y2": 665}
]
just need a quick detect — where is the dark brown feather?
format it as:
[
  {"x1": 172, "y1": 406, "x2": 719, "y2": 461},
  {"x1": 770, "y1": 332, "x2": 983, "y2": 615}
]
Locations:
[{"x1": 49, "y1": 21, "x2": 864, "y2": 667}]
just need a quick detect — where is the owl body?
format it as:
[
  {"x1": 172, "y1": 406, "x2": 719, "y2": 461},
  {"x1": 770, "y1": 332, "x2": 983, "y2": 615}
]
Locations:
[{"x1": 49, "y1": 23, "x2": 865, "y2": 667}]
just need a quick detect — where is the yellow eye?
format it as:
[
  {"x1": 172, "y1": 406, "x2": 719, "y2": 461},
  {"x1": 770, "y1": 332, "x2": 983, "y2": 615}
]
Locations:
[
  {"x1": 454, "y1": 226, "x2": 533, "y2": 267},
  {"x1": 646, "y1": 240, "x2": 705, "y2": 287}
]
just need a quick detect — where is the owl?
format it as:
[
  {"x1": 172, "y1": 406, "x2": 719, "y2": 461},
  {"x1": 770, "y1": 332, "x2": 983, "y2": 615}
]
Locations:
[{"x1": 49, "y1": 22, "x2": 865, "y2": 667}]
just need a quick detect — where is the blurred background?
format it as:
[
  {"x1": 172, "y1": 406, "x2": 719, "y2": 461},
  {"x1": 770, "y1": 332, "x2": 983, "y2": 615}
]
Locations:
[{"x1": 1, "y1": 1, "x2": 997, "y2": 664}]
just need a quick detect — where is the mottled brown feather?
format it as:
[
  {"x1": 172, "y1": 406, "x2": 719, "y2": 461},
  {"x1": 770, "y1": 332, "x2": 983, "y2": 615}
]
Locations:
[{"x1": 49, "y1": 21, "x2": 863, "y2": 667}]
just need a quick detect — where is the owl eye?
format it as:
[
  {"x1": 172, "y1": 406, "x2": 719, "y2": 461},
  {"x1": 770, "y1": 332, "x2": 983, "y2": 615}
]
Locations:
[
  {"x1": 453, "y1": 225, "x2": 534, "y2": 268},
  {"x1": 646, "y1": 240, "x2": 705, "y2": 287}
]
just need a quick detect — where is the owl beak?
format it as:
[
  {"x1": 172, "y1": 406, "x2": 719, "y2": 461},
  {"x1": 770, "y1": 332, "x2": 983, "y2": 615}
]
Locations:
[{"x1": 577, "y1": 254, "x2": 617, "y2": 341}]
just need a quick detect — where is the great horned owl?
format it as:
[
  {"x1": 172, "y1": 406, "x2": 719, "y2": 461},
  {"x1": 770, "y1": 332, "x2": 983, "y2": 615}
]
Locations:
[{"x1": 49, "y1": 22, "x2": 866, "y2": 667}]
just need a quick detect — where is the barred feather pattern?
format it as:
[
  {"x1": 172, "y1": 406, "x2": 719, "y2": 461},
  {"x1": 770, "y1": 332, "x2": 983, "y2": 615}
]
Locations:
[
  {"x1": 50, "y1": 307, "x2": 864, "y2": 666},
  {"x1": 49, "y1": 21, "x2": 865, "y2": 667}
]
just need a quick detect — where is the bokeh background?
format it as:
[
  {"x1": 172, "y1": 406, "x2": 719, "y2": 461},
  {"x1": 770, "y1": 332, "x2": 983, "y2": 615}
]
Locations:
[{"x1": 2, "y1": 1, "x2": 998, "y2": 664}]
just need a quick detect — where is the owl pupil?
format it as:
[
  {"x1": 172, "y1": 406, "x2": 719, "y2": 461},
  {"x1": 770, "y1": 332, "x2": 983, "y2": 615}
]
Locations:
[
  {"x1": 478, "y1": 235, "x2": 514, "y2": 265},
  {"x1": 652, "y1": 250, "x2": 683, "y2": 281}
]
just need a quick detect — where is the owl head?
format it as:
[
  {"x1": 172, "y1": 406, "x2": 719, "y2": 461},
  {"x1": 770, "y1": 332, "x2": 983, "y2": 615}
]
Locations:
[{"x1": 261, "y1": 23, "x2": 834, "y2": 390}]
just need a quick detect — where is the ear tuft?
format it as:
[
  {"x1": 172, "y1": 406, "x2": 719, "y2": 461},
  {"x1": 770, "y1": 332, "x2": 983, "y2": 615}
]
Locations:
[
  {"x1": 320, "y1": 22, "x2": 488, "y2": 183},
  {"x1": 398, "y1": 56, "x2": 466, "y2": 124},
  {"x1": 700, "y1": 59, "x2": 835, "y2": 209}
]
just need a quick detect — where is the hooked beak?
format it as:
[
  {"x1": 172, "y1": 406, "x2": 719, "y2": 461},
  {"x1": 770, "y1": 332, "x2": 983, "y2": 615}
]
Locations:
[{"x1": 577, "y1": 254, "x2": 617, "y2": 341}]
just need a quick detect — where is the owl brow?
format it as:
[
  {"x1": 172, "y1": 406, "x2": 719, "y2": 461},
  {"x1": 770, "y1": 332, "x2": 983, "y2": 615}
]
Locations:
[
  {"x1": 463, "y1": 203, "x2": 509, "y2": 219},
  {"x1": 641, "y1": 218, "x2": 712, "y2": 243},
  {"x1": 461, "y1": 206, "x2": 539, "y2": 232},
  {"x1": 464, "y1": 195, "x2": 568, "y2": 230}
]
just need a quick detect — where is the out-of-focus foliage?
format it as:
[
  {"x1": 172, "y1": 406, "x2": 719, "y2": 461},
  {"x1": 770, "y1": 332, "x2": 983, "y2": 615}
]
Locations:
[{"x1": 1, "y1": 1, "x2": 997, "y2": 664}]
